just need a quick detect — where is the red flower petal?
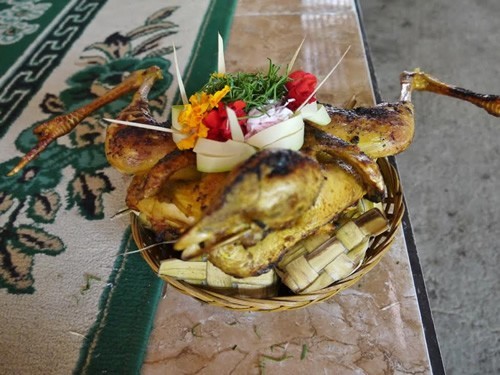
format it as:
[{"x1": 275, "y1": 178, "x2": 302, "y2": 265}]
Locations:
[{"x1": 286, "y1": 70, "x2": 317, "y2": 110}]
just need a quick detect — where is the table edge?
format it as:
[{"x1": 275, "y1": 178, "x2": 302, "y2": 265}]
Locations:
[{"x1": 354, "y1": 1, "x2": 446, "y2": 374}]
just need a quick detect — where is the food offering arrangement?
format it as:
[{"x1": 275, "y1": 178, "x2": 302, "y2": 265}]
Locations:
[{"x1": 9, "y1": 38, "x2": 499, "y2": 311}]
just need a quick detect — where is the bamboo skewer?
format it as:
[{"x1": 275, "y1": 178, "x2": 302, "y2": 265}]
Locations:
[{"x1": 102, "y1": 118, "x2": 184, "y2": 135}]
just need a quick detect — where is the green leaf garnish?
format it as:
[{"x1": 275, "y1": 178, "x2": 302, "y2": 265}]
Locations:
[{"x1": 202, "y1": 60, "x2": 289, "y2": 110}]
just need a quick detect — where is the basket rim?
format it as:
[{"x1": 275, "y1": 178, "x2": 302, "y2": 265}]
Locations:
[{"x1": 130, "y1": 157, "x2": 405, "y2": 312}]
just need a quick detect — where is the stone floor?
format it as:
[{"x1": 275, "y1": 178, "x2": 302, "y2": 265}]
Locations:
[{"x1": 358, "y1": 1, "x2": 500, "y2": 374}]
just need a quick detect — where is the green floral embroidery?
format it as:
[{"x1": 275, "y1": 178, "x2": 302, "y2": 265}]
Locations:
[{"x1": 0, "y1": 6, "x2": 180, "y2": 293}]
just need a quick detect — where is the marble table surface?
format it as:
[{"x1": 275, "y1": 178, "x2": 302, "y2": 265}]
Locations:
[{"x1": 142, "y1": 1, "x2": 437, "y2": 373}]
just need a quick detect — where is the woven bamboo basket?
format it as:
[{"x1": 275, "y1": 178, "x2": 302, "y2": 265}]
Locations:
[{"x1": 130, "y1": 157, "x2": 404, "y2": 312}]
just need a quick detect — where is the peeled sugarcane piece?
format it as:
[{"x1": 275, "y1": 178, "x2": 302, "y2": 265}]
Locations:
[
  {"x1": 279, "y1": 208, "x2": 389, "y2": 293},
  {"x1": 159, "y1": 258, "x2": 278, "y2": 297}
]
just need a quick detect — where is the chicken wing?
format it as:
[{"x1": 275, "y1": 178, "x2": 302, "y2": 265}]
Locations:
[
  {"x1": 105, "y1": 71, "x2": 177, "y2": 175},
  {"x1": 313, "y1": 102, "x2": 415, "y2": 159}
]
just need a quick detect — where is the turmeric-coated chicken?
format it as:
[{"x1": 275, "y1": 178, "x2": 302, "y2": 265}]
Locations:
[{"x1": 126, "y1": 150, "x2": 228, "y2": 240}]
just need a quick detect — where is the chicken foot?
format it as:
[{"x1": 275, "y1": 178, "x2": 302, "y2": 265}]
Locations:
[
  {"x1": 400, "y1": 69, "x2": 500, "y2": 116},
  {"x1": 7, "y1": 66, "x2": 163, "y2": 176}
]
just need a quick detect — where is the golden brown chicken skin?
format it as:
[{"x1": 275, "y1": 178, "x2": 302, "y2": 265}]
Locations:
[
  {"x1": 310, "y1": 102, "x2": 415, "y2": 159},
  {"x1": 106, "y1": 125, "x2": 176, "y2": 175},
  {"x1": 105, "y1": 72, "x2": 177, "y2": 175},
  {"x1": 126, "y1": 149, "x2": 231, "y2": 240},
  {"x1": 174, "y1": 148, "x2": 325, "y2": 276}
]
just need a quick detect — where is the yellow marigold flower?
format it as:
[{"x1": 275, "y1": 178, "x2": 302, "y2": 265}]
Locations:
[
  {"x1": 177, "y1": 123, "x2": 208, "y2": 150},
  {"x1": 189, "y1": 92, "x2": 210, "y2": 113},
  {"x1": 176, "y1": 85, "x2": 230, "y2": 149},
  {"x1": 209, "y1": 85, "x2": 230, "y2": 108}
]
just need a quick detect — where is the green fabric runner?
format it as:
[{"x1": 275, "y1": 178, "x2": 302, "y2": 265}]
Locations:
[{"x1": 0, "y1": 1, "x2": 237, "y2": 373}]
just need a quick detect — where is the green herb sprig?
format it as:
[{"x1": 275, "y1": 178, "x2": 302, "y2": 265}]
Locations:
[{"x1": 202, "y1": 60, "x2": 289, "y2": 110}]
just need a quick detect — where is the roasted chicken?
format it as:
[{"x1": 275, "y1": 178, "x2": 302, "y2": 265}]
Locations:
[
  {"x1": 7, "y1": 68, "x2": 499, "y2": 279},
  {"x1": 120, "y1": 108, "x2": 386, "y2": 277}
]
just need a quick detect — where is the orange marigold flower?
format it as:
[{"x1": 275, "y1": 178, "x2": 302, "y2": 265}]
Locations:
[{"x1": 176, "y1": 85, "x2": 230, "y2": 149}]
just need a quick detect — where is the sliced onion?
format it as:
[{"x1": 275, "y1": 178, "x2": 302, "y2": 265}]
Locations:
[
  {"x1": 193, "y1": 138, "x2": 256, "y2": 156},
  {"x1": 196, "y1": 147, "x2": 255, "y2": 173},
  {"x1": 300, "y1": 102, "x2": 331, "y2": 126},
  {"x1": 263, "y1": 127, "x2": 304, "y2": 151},
  {"x1": 246, "y1": 114, "x2": 304, "y2": 149}
]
